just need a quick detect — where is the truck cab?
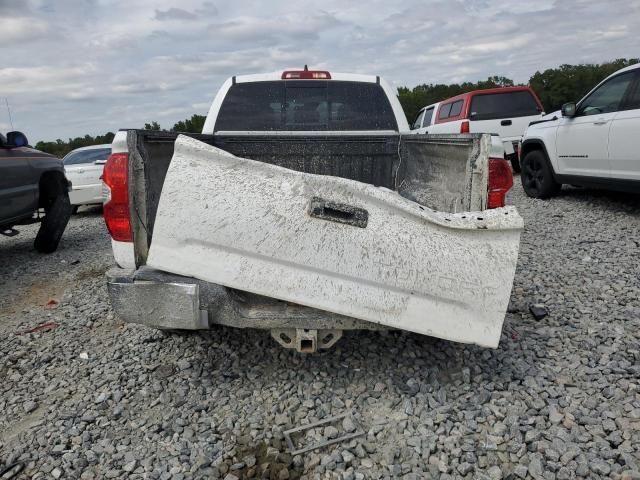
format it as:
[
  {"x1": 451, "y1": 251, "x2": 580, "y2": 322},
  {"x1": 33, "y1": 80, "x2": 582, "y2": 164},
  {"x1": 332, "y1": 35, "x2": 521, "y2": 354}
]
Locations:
[{"x1": 410, "y1": 102, "x2": 439, "y2": 133}]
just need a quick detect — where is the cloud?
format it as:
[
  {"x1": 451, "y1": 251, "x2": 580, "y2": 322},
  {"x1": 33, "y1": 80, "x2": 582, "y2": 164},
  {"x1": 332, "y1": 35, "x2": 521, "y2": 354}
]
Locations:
[
  {"x1": 206, "y1": 11, "x2": 342, "y2": 44},
  {"x1": 154, "y1": 7, "x2": 197, "y2": 21},
  {"x1": 195, "y1": 2, "x2": 218, "y2": 16},
  {"x1": 0, "y1": 0, "x2": 638, "y2": 142},
  {"x1": 0, "y1": 16, "x2": 50, "y2": 44}
]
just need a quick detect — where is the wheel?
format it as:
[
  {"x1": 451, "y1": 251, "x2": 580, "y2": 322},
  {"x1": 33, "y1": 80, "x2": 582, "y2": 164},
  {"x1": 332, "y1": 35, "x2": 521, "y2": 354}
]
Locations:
[
  {"x1": 34, "y1": 191, "x2": 72, "y2": 253},
  {"x1": 509, "y1": 154, "x2": 521, "y2": 173},
  {"x1": 521, "y1": 150, "x2": 561, "y2": 199},
  {"x1": 71, "y1": 205, "x2": 79, "y2": 214}
]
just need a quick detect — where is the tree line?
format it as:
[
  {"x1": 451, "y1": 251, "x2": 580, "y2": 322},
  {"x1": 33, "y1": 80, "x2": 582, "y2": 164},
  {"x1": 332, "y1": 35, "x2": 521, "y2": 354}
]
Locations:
[
  {"x1": 35, "y1": 59, "x2": 638, "y2": 157},
  {"x1": 399, "y1": 58, "x2": 638, "y2": 123},
  {"x1": 35, "y1": 115, "x2": 206, "y2": 158}
]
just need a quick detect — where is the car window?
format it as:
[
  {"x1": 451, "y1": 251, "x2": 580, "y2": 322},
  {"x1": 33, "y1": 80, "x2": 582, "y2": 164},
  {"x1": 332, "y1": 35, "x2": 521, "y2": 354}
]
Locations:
[
  {"x1": 423, "y1": 107, "x2": 434, "y2": 126},
  {"x1": 470, "y1": 91, "x2": 540, "y2": 120},
  {"x1": 438, "y1": 101, "x2": 463, "y2": 120},
  {"x1": 622, "y1": 72, "x2": 640, "y2": 110},
  {"x1": 578, "y1": 71, "x2": 635, "y2": 116},
  {"x1": 412, "y1": 110, "x2": 426, "y2": 129},
  {"x1": 63, "y1": 148, "x2": 111, "y2": 165},
  {"x1": 438, "y1": 103, "x2": 452, "y2": 119},
  {"x1": 215, "y1": 80, "x2": 397, "y2": 131},
  {"x1": 449, "y1": 100, "x2": 463, "y2": 117}
]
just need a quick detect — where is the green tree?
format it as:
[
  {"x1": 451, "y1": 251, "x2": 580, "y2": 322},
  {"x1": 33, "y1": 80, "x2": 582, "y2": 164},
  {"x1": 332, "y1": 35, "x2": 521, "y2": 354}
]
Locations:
[
  {"x1": 529, "y1": 58, "x2": 639, "y2": 112},
  {"x1": 172, "y1": 114, "x2": 206, "y2": 133},
  {"x1": 144, "y1": 121, "x2": 161, "y2": 130},
  {"x1": 35, "y1": 132, "x2": 115, "y2": 158}
]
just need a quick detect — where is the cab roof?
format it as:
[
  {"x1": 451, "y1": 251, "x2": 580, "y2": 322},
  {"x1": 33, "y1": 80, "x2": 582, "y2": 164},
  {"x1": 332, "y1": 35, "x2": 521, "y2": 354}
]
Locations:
[{"x1": 233, "y1": 71, "x2": 380, "y2": 84}]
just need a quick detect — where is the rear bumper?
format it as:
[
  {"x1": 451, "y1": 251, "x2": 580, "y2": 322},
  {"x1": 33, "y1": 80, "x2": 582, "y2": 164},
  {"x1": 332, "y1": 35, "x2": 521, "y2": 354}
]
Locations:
[
  {"x1": 106, "y1": 266, "x2": 380, "y2": 331},
  {"x1": 69, "y1": 183, "x2": 104, "y2": 206},
  {"x1": 107, "y1": 268, "x2": 206, "y2": 330}
]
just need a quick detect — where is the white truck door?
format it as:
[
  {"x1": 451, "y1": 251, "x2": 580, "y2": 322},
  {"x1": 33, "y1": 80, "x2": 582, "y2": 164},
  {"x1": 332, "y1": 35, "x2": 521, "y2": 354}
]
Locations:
[
  {"x1": 556, "y1": 71, "x2": 635, "y2": 177},
  {"x1": 607, "y1": 71, "x2": 640, "y2": 181}
]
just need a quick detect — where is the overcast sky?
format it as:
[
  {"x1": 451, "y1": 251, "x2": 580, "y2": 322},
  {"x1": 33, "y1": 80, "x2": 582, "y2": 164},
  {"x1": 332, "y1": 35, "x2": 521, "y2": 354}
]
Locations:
[{"x1": 1, "y1": 0, "x2": 639, "y2": 142}]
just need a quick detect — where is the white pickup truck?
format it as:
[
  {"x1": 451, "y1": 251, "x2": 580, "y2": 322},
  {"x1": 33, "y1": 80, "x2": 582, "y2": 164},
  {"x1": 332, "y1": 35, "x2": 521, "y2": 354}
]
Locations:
[
  {"x1": 104, "y1": 68, "x2": 523, "y2": 352},
  {"x1": 412, "y1": 87, "x2": 545, "y2": 172}
]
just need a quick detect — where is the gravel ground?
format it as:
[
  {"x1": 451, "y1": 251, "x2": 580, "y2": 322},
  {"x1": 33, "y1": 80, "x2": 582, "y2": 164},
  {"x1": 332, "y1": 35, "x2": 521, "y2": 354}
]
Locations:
[{"x1": 1, "y1": 185, "x2": 639, "y2": 480}]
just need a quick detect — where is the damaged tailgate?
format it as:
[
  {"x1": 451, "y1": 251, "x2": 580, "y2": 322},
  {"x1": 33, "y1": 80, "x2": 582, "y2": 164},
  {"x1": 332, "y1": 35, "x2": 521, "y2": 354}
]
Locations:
[{"x1": 146, "y1": 135, "x2": 523, "y2": 348}]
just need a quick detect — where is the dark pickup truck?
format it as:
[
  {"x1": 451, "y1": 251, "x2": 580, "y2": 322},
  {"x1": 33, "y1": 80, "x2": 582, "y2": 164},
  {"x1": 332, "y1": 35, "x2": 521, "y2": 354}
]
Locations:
[{"x1": 0, "y1": 131, "x2": 72, "y2": 253}]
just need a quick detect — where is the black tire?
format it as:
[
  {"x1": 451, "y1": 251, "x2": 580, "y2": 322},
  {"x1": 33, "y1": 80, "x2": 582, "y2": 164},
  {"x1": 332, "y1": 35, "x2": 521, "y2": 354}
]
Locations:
[
  {"x1": 521, "y1": 150, "x2": 561, "y2": 199},
  {"x1": 510, "y1": 155, "x2": 521, "y2": 173},
  {"x1": 34, "y1": 191, "x2": 72, "y2": 253},
  {"x1": 71, "y1": 205, "x2": 79, "y2": 214}
]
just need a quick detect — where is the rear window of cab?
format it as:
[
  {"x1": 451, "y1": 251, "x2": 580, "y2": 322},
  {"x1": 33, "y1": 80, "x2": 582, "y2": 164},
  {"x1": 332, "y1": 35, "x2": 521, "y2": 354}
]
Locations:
[
  {"x1": 215, "y1": 80, "x2": 397, "y2": 131},
  {"x1": 470, "y1": 91, "x2": 541, "y2": 120}
]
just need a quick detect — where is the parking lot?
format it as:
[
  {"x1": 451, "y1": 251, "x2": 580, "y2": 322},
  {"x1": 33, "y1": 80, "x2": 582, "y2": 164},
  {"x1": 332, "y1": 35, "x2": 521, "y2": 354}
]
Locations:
[{"x1": 1, "y1": 182, "x2": 639, "y2": 479}]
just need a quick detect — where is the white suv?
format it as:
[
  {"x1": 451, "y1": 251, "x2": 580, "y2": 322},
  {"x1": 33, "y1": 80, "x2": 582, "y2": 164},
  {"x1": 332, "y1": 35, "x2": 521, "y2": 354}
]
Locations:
[{"x1": 521, "y1": 63, "x2": 640, "y2": 198}]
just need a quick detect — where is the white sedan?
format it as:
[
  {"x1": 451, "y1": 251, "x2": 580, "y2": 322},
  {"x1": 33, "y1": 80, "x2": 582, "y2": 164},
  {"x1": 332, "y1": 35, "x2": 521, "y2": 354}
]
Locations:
[{"x1": 63, "y1": 144, "x2": 111, "y2": 212}]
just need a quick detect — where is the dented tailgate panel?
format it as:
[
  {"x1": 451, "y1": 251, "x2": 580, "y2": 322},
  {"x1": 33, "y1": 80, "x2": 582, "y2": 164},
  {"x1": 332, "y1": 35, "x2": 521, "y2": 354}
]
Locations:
[{"x1": 146, "y1": 135, "x2": 523, "y2": 348}]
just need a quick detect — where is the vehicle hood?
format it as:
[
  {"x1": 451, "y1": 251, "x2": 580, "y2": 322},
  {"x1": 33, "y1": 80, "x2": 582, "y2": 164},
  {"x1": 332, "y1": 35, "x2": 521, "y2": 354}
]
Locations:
[
  {"x1": 525, "y1": 110, "x2": 561, "y2": 133},
  {"x1": 542, "y1": 110, "x2": 561, "y2": 120}
]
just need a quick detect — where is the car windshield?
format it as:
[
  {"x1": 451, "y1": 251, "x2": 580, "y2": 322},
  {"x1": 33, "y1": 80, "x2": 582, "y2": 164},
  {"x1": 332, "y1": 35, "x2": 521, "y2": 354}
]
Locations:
[
  {"x1": 470, "y1": 91, "x2": 540, "y2": 120},
  {"x1": 215, "y1": 80, "x2": 397, "y2": 131},
  {"x1": 63, "y1": 148, "x2": 111, "y2": 165}
]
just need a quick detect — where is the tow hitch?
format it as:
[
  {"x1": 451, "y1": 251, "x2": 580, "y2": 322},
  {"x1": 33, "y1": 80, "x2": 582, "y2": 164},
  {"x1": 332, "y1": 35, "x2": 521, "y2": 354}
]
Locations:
[{"x1": 271, "y1": 328, "x2": 342, "y2": 353}]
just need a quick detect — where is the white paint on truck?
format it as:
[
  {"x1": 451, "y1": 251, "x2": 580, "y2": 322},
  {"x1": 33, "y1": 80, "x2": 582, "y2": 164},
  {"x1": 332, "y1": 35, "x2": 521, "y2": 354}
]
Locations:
[{"x1": 146, "y1": 135, "x2": 523, "y2": 348}]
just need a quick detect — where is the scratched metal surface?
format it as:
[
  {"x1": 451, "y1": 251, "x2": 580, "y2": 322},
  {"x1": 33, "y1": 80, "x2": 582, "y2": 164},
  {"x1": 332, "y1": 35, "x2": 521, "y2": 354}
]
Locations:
[{"x1": 146, "y1": 135, "x2": 523, "y2": 347}]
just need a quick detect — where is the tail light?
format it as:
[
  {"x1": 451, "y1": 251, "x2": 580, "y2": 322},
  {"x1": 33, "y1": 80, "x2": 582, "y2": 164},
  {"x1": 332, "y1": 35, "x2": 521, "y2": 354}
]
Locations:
[
  {"x1": 460, "y1": 120, "x2": 470, "y2": 133},
  {"x1": 487, "y1": 158, "x2": 513, "y2": 209},
  {"x1": 102, "y1": 153, "x2": 132, "y2": 242},
  {"x1": 281, "y1": 70, "x2": 331, "y2": 79}
]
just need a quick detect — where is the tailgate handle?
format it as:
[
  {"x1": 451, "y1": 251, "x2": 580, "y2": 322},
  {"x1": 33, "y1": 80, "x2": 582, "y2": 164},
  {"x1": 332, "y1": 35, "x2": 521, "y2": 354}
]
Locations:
[
  {"x1": 308, "y1": 197, "x2": 368, "y2": 228},
  {"x1": 501, "y1": 119, "x2": 512, "y2": 126}
]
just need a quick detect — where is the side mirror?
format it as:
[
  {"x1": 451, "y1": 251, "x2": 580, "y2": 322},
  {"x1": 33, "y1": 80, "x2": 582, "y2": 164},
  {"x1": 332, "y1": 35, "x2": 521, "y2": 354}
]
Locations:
[
  {"x1": 561, "y1": 102, "x2": 577, "y2": 118},
  {"x1": 95, "y1": 159, "x2": 106, "y2": 165},
  {"x1": 6, "y1": 131, "x2": 29, "y2": 148}
]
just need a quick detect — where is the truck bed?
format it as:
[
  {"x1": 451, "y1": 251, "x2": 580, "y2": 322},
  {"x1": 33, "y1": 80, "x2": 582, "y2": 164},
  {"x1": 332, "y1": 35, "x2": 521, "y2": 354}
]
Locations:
[{"x1": 128, "y1": 130, "x2": 491, "y2": 263}]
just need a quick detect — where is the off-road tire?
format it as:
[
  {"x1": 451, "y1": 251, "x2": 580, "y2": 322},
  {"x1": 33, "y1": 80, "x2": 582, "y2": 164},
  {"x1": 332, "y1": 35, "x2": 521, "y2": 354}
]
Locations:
[
  {"x1": 521, "y1": 150, "x2": 561, "y2": 199},
  {"x1": 34, "y1": 191, "x2": 72, "y2": 253}
]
